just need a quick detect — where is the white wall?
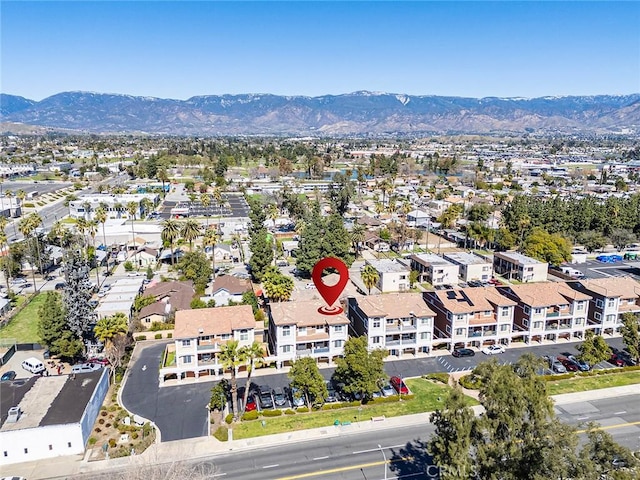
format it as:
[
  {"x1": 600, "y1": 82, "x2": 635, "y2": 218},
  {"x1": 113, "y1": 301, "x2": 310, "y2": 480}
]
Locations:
[{"x1": 0, "y1": 423, "x2": 84, "y2": 466}]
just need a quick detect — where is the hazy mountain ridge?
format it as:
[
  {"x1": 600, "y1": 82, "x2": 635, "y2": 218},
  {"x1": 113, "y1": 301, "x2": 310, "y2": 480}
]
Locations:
[{"x1": 1, "y1": 91, "x2": 639, "y2": 135}]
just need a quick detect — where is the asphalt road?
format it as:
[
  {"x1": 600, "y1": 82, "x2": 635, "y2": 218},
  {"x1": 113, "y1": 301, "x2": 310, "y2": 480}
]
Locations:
[
  {"x1": 570, "y1": 259, "x2": 640, "y2": 281},
  {"x1": 121, "y1": 337, "x2": 627, "y2": 442},
  {"x1": 79, "y1": 393, "x2": 640, "y2": 480}
]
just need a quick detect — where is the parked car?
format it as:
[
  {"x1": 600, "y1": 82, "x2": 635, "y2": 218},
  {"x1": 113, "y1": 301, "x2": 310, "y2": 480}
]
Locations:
[
  {"x1": 87, "y1": 357, "x2": 110, "y2": 366},
  {"x1": 390, "y1": 376, "x2": 409, "y2": 395},
  {"x1": 547, "y1": 356, "x2": 567, "y2": 374},
  {"x1": 325, "y1": 382, "x2": 339, "y2": 403},
  {"x1": 608, "y1": 354, "x2": 625, "y2": 367},
  {"x1": 567, "y1": 355, "x2": 590, "y2": 372},
  {"x1": 273, "y1": 387, "x2": 287, "y2": 407},
  {"x1": 290, "y1": 386, "x2": 305, "y2": 407},
  {"x1": 380, "y1": 382, "x2": 396, "y2": 397},
  {"x1": 54, "y1": 282, "x2": 67, "y2": 290},
  {"x1": 71, "y1": 363, "x2": 103, "y2": 374},
  {"x1": 1, "y1": 371, "x2": 16, "y2": 382},
  {"x1": 452, "y1": 348, "x2": 475, "y2": 358},
  {"x1": 244, "y1": 395, "x2": 257, "y2": 412},
  {"x1": 10, "y1": 278, "x2": 27, "y2": 286},
  {"x1": 481, "y1": 344, "x2": 506, "y2": 355},
  {"x1": 257, "y1": 385, "x2": 274, "y2": 409},
  {"x1": 559, "y1": 357, "x2": 578, "y2": 372}
]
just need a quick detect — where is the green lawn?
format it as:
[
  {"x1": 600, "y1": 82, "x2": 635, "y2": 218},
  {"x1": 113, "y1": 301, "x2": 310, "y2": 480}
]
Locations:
[
  {"x1": 0, "y1": 293, "x2": 46, "y2": 343},
  {"x1": 230, "y1": 378, "x2": 477, "y2": 439},
  {"x1": 546, "y1": 371, "x2": 640, "y2": 395}
]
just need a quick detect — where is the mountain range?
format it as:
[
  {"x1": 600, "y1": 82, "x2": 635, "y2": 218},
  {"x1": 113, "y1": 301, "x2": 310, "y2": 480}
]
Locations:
[{"x1": 1, "y1": 91, "x2": 639, "y2": 136}]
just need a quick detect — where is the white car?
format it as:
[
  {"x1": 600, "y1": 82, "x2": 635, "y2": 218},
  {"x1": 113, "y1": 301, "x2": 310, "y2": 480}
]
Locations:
[{"x1": 482, "y1": 345, "x2": 506, "y2": 355}]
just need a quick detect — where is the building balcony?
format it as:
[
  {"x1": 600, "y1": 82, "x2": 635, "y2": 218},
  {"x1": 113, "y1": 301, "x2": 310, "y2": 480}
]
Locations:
[
  {"x1": 197, "y1": 343, "x2": 222, "y2": 353},
  {"x1": 545, "y1": 322, "x2": 572, "y2": 331},
  {"x1": 314, "y1": 347, "x2": 330, "y2": 354},
  {"x1": 386, "y1": 339, "x2": 417, "y2": 347}
]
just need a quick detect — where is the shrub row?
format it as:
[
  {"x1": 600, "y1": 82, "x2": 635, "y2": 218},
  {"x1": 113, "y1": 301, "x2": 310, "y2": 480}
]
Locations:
[{"x1": 423, "y1": 372, "x2": 450, "y2": 384}]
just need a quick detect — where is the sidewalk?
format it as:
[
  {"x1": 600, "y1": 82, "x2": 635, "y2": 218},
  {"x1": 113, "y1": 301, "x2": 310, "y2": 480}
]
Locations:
[{"x1": 7, "y1": 384, "x2": 639, "y2": 479}]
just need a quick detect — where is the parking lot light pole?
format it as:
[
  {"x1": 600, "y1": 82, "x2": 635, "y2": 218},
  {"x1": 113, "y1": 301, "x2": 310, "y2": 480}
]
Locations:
[
  {"x1": 378, "y1": 444, "x2": 388, "y2": 480},
  {"x1": 206, "y1": 405, "x2": 211, "y2": 437}
]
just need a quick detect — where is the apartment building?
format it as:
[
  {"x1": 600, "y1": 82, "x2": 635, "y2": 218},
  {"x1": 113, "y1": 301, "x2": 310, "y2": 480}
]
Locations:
[
  {"x1": 364, "y1": 259, "x2": 411, "y2": 293},
  {"x1": 498, "y1": 283, "x2": 591, "y2": 343},
  {"x1": 347, "y1": 293, "x2": 436, "y2": 356},
  {"x1": 443, "y1": 252, "x2": 493, "y2": 282},
  {"x1": 159, "y1": 305, "x2": 257, "y2": 385},
  {"x1": 424, "y1": 287, "x2": 516, "y2": 351},
  {"x1": 567, "y1": 276, "x2": 640, "y2": 335},
  {"x1": 68, "y1": 193, "x2": 159, "y2": 220},
  {"x1": 493, "y1": 251, "x2": 548, "y2": 282},
  {"x1": 409, "y1": 254, "x2": 459, "y2": 287},
  {"x1": 268, "y1": 299, "x2": 349, "y2": 368}
]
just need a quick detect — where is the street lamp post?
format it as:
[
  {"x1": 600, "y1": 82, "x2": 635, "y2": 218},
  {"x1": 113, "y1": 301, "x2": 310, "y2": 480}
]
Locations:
[
  {"x1": 206, "y1": 405, "x2": 211, "y2": 437},
  {"x1": 378, "y1": 444, "x2": 388, "y2": 480}
]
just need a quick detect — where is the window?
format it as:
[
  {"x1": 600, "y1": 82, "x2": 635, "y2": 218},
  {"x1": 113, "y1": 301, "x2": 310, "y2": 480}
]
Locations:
[
  {"x1": 446, "y1": 325, "x2": 451, "y2": 334},
  {"x1": 596, "y1": 299, "x2": 604, "y2": 308},
  {"x1": 372, "y1": 319, "x2": 381, "y2": 328},
  {"x1": 534, "y1": 308, "x2": 543, "y2": 315},
  {"x1": 523, "y1": 319, "x2": 529, "y2": 327},
  {"x1": 183, "y1": 355, "x2": 192, "y2": 364},
  {"x1": 68, "y1": 442, "x2": 72, "y2": 448},
  {"x1": 533, "y1": 321, "x2": 542, "y2": 329},
  {"x1": 501, "y1": 308, "x2": 510, "y2": 317},
  {"x1": 607, "y1": 299, "x2": 616, "y2": 308},
  {"x1": 200, "y1": 335, "x2": 211, "y2": 341},
  {"x1": 386, "y1": 318, "x2": 395, "y2": 325},
  {"x1": 420, "y1": 317, "x2": 431, "y2": 326},
  {"x1": 334, "y1": 325, "x2": 344, "y2": 333},
  {"x1": 49, "y1": 445, "x2": 53, "y2": 450},
  {"x1": 455, "y1": 328, "x2": 465, "y2": 336},
  {"x1": 240, "y1": 329, "x2": 249, "y2": 341},
  {"x1": 576, "y1": 302, "x2": 584, "y2": 311},
  {"x1": 221, "y1": 333, "x2": 231, "y2": 340},
  {"x1": 372, "y1": 336, "x2": 381, "y2": 344},
  {"x1": 482, "y1": 266, "x2": 490, "y2": 271},
  {"x1": 594, "y1": 312, "x2": 601, "y2": 320},
  {"x1": 420, "y1": 332, "x2": 431, "y2": 340},
  {"x1": 24, "y1": 448, "x2": 28, "y2": 454},
  {"x1": 181, "y1": 339, "x2": 191, "y2": 347},
  {"x1": 456, "y1": 314, "x2": 464, "y2": 321},
  {"x1": 282, "y1": 326, "x2": 291, "y2": 337},
  {"x1": 334, "y1": 340, "x2": 344, "y2": 348},
  {"x1": 575, "y1": 318, "x2": 583, "y2": 325},
  {"x1": 282, "y1": 345, "x2": 291, "y2": 353},
  {"x1": 484, "y1": 310, "x2": 492, "y2": 317},
  {"x1": 606, "y1": 314, "x2": 616, "y2": 322},
  {"x1": 500, "y1": 324, "x2": 509, "y2": 332},
  {"x1": 524, "y1": 306, "x2": 530, "y2": 314},
  {"x1": 3, "y1": 451, "x2": 6, "y2": 457},
  {"x1": 298, "y1": 327, "x2": 307, "y2": 336},
  {"x1": 446, "y1": 312, "x2": 452, "y2": 320}
]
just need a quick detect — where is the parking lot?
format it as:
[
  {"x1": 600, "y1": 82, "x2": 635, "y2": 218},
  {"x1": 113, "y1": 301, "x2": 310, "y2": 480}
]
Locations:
[
  {"x1": 567, "y1": 259, "x2": 640, "y2": 281},
  {"x1": 0, "y1": 180, "x2": 72, "y2": 197},
  {"x1": 159, "y1": 194, "x2": 249, "y2": 219}
]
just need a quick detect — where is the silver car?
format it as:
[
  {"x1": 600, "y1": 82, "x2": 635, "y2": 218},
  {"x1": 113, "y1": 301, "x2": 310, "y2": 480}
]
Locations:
[
  {"x1": 290, "y1": 386, "x2": 305, "y2": 407},
  {"x1": 380, "y1": 382, "x2": 395, "y2": 397}
]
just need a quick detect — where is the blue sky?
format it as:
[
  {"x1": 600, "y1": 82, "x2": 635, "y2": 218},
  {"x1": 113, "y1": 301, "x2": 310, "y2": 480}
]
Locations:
[{"x1": 2, "y1": 1, "x2": 639, "y2": 100}]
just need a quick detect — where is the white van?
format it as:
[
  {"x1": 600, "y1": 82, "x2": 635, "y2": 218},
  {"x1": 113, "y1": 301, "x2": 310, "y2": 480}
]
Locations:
[{"x1": 21, "y1": 357, "x2": 45, "y2": 375}]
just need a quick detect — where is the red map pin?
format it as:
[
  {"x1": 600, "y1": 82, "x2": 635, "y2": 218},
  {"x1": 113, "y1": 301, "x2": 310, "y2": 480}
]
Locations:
[{"x1": 312, "y1": 257, "x2": 349, "y2": 315}]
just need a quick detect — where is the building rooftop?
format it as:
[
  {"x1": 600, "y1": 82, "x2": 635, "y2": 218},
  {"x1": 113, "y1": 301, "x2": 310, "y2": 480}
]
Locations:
[
  {"x1": 355, "y1": 293, "x2": 435, "y2": 319},
  {"x1": 410, "y1": 254, "x2": 455, "y2": 267},
  {"x1": 174, "y1": 304, "x2": 255, "y2": 338},
  {"x1": 429, "y1": 287, "x2": 516, "y2": 314},
  {"x1": 494, "y1": 251, "x2": 546, "y2": 265},
  {"x1": 577, "y1": 276, "x2": 640, "y2": 299},
  {"x1": 503, "y1": 282, "x2": 591, "y2": 307},
  {"x1": 269, "y1": 299, "x2": 349, "y2": 327},
  {"x1": 443, "y1": 252, "x2": 491, "y2": 265},
  {"x1": 366, "y1": 259, "x2": 410, "y2": 274}
]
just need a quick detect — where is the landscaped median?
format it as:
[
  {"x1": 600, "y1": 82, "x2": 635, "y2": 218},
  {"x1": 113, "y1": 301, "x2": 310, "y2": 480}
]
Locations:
[{"x1": 218, "y1": 376, "x2": 478, "y2": 441}]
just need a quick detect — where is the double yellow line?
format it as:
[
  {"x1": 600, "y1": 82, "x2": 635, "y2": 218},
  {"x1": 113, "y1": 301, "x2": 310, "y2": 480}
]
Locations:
[{"x1": 276, "y1": 421, "x2": 640, "y2": 480}]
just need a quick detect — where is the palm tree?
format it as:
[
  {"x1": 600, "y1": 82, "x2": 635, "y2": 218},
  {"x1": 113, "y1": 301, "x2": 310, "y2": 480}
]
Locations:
[
  {"x1": 181, "y1": 219, "x2": 201, "y2": 251},
  {"x1": 161, "y1": 219, "x2": 181, "y2": 266},
  {"x1": 95, "y1": 206, "x2": 109, "y2": 271},
  {"x1": 361, "y1": 264, "x2": 380, "y2": 295},
  {"x1": 241, "y1": 342, "x2": 265, "y2": 415},
  {"x1": 18, "y1": 212, "x2": 42, "y2": 293},
  {"x1": 158, "y1": 168, "x2": 169, "y2": 198},
  {"x1": 219, "y1": 340, "x2": 247, "y2": 419},
  {"x1": 0, "y1": 217, "x2": 10, "y2": 291},
  {"x1": 75, "y1": 217, "x2": 89, "y2": 247},
  {"x1": 213, "y1": 187, "x2": 223, "y2": 230},
  {"x1": 126, "y1": 201, "x2": 139, "y2": 267},
  {"x1": 87, "y1": 220, "x2": 100, "y2": 286},
  {"x1": 140, "y1": 197, "x2": 153, "y2": 218},
  {"x1": 202, "y1": 228, "x2": 220, "y2": 282},
  {"x1": 94, "y1": 312, "x2": 128, "y2": 350},
  {"x1": 16, "y1": 189, "x2": 26, "y2": 206},
  {"x1": 351, "y1": 223, "x2": 366, "y2": 259},
  {"x1": 200, "y1": 193, "x2": 211, "y2": 226}
]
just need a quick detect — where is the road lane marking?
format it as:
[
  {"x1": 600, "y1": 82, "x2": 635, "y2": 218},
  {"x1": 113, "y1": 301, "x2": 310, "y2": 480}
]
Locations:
[
  {"x1": 313, "y1": 456, "x2": 329, "y2": 461},
  {"x1": 277, "y1": 422, "x2": 640, "y2": 480},
  {"x1": 353, "y1": 444, "x2": 405, "y2": 455},
  {"x1": 263, "y1": 464, "x2": 280, "y2": 469},
  {"x1": 614, "y1": 411, "x2": 627, "y2": 415}
]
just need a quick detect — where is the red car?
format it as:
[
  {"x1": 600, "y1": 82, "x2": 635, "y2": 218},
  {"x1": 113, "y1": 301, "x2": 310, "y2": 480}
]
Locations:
[
  {"x1": 390, "y1": 376, "x2": 409, "y2": 395},
  {"x1": 245, "y1": 395, "x2": 257, "y2": 412},
  {"x1": 608, "y1": 354, "x2": 624, "y2": 367},
  {"x1": 560, "y1": 358, "x2": 578, "y2": 372},
  {"x1": 87, "y1": 357, "x2": 110, "y2": 366}
]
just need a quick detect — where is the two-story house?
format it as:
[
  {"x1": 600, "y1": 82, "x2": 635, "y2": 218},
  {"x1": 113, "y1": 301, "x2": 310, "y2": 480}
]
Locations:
[
  {"x1": 567, "y1": 276, "x2": 640, "y2": 335},
  {"x1": 497, "y1": 282, "x2": 591, "y2": 344},
  {"x1": 347, "y1": 293, "x2": 436, "y2": 356},
  {"x1": 493, "y1": 251, "x2": 548, "y2": 283},
  {"x1": 409, "y1": 254, "x2": 459, "y2": 287},
  {"x1": 159, "y1": 305, "x2": 257, "y2": 385},
  {"x1": 363, "y1": 259, "x2": 411, "y2": 293},
  {"x1": 424, "y1": 287, "x2": 516, "y2": 351},
  {"x1": 443, "y1": 252, "x2": 493, "y2": 283},
  {"x1": 268, "y1": 300, "x2": 349, "y2": 369}
]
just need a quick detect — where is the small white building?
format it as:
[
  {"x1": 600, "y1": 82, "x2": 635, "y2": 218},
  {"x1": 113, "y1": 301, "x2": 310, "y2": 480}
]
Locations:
[
  {"x1": 409, "y1": 254, "x2": 459, "y2": 287},
  {"x1": 364, "y1": 259, "x2": 411, "y2": 293},
  {"x1": 443, "y1": 252, "x2": 493, "y2": 282},
  {"x1": 493, "y1": 251, "x2": 548, "y2": 283},
  {"x1": 68, "y1": 193, "x2": 159, "y2": 221}
]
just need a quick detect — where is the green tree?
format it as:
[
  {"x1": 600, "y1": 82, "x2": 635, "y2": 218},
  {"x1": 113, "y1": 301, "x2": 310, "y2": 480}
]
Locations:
[
  {"x1": 202, "y1": 228, "x2": 220, "y2": 281},
  {"x1": 240, "y1": 342, "x2": 265, "y2": 414},
  {"x1": 409, "y1": 270, "x2": 419, "y2": 288},
  {"x1": 181, "y1": 219, "x2": 202, "y2": 250},
  {"x1": 620, "y1": 312, "x2": 640, "y2": 364},
  {"x1": 578, "y1": 230, "x2": 607, "y2": 253},
  {"x1": 94, "y1": 313, "x2": 128, "y2": 350},
  {"x1": 295, "y1": 202, "x2": 324, "y2": 277},
  {"x1": 610, "y1": 228, "x2": 636, "y2": 251},
  {"x1": 247, "y1": 198, "x2": 273, "y2": 282},
  {"x1": 219, "y1": 340, "x2": 247, "y2": 419},
  {"x1": 38, "y1": 291, "x2": 67, "y2": 349},
  {"x1": 521, "y1": 228, "x2": 572, "y2": 266},
  {"x1": 360, "y1": 264, "x2": 379, "y2": 294},
  {"x1": 577, "y1": 330, "x2": 612, "y2": 366},
  {"x1": 428, "y1": 388, "x2": 475, "y2": 480},
  {"x1": 210, "y1": 379, "x2": 230, "y2": 412},
  {"x1": 333, "y1": 336, "x2": 387, "y2": 402},
  {"x1": 62, "y1": 248, "x2": 95, "y2": 341},
  {"x1": 288, "y1": 356, "x2": 328, "y2": 408},
  {"x1": 262, "y1": 266, "x2": 294, "y2": 302},
  {"x1": 177, "y1": 250, "x2": 212, "y2": 293},
  {"x1": 322, "y1": 214, "x2": 353, "y2": 267}
]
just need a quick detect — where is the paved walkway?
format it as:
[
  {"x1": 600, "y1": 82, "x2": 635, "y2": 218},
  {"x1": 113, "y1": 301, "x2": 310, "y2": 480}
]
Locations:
[{"x1": 7, "y1": 384, "x2": 640, "y2": 479}]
